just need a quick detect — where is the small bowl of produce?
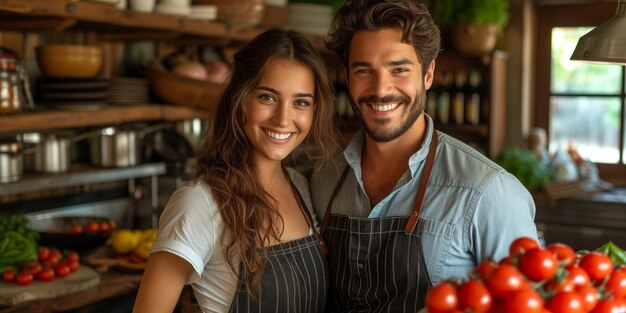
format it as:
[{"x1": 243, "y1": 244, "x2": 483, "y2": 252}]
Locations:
[{"x1": 27, "y1": 216, "x2": 116, "y2": 251}]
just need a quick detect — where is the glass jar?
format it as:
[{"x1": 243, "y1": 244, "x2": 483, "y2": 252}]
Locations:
[{"x1": 0, "y1": 51, "x2": 33, "y2": 115}]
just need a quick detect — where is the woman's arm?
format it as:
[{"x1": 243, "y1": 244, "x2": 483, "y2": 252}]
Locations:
[{"x1": 132, "y1": 251, "x2": 193, "y2": 313}]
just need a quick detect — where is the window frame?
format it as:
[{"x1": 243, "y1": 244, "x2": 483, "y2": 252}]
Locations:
[{"x1": 534, "y1": 2, "x2": 626, "y2": 185}]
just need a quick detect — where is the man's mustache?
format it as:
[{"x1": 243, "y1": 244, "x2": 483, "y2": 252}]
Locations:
[{"x1": 358, "y1": 94, "x2": 410, "y2": 104}]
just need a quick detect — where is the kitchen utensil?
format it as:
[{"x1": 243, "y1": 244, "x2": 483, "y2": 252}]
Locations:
[
  {"x1": 36, "y1": 44, "x2": 103, "y2": 78},
  {"x1": 145, "y1": 128, "x2": 194, "y2": 161},
  {"x1": 22, "y1": 132, "x2": 72, "y2": 173},
  {"x1": 0, "y1": 47, "x2": 34, "y2": 114},
  {"x1": 175, "y1": 118, "x2": 209, "y2": 152},
  {"x1": 0, "y1": 265, "x2": 100, "y2": 306},
  {"x1": 0, "y1": 140, "x2": 23, "y2": 183},
  {"x1": 145, "y1": 66, "x2": 222, "y2": 111},
  {"x1": 27, "y1": 216, "x2": 114, "y2": 251},
  {"x1": 90, "y1": 127, "x2": 140, "y2": 168}
]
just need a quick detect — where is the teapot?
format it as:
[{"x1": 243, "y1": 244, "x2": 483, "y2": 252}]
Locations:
[{"x1": 0, "y1": 47, "x2": 34, "y2": 115}]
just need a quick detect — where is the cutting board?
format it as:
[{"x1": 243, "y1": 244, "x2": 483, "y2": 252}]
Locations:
[
  {"x1": 84, "y1": 256, "x2": 146, "y2": 273},
  {"x1": 0, "y1": 265, "x2": 100, "y2": 306}
]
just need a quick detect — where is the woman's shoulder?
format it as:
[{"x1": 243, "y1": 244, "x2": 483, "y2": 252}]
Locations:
[{"x1": 163, "y1": 180, "x2": 220, "y2": 217}]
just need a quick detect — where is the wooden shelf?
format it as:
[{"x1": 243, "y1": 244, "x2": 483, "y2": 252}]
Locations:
[
  {"x1": 0, "y1": 104, "x2": 210, "y2": 132},
  {"x1": 0, "y1": 0, "x2": 265, "y2": 41}
]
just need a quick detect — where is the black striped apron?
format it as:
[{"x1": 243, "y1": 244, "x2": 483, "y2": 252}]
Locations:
[
  {"x1": 228, "y1": 172, "x2": 329, "y2": 313},
  {"x1": 320, "y1": 131, "x2": 438, "y2": 313}
]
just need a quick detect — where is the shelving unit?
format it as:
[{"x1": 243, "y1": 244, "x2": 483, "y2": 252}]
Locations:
[
  {"x1": 0, "y1": 162, "x2": 166, "y2": 197},
  {"x1": 0, "y1": 105, "x2": 210, "y2": 132}
]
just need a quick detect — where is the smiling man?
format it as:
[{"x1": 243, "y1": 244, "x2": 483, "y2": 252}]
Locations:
[{"x1": 310, "y1": 0, "x2": 539, "y2": 311}]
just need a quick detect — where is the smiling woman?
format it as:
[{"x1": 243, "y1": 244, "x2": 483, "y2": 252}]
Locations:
[{"x1": 132, "y1": 28, "x2": 339, "y2": 313}]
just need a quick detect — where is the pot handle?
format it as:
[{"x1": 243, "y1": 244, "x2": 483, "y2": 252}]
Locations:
[
  {"x1": 70, "y1": 128, "x2": 105, "y2": 144},
  {"x1": 138, "y1": 122, "x2": 174, "y2": 138}
]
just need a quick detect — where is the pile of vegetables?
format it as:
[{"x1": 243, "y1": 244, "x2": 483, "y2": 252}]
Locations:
[
  {"x1": 0, "y1": 214, "x2": 39, "y2": 272},
  {"x1": 425, "y1": 238, "x2": 626, "y2": 313}
]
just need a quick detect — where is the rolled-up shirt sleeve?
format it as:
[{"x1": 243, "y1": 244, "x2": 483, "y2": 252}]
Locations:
[{"x1": 151, "y1": 184, "x2": 219, "y2": 284}]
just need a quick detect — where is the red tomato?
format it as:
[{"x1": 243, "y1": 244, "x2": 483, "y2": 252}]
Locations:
[
  {"x1": 579, "y1": 252, "x2": 613, "y2": 281},
  {"x1": 66, "y1": 251, "x2": 80, "y2": 263},
  {"x1": 504, "y1": 289, "x2": 544, "y2": 313},
  {"x1": 546, "y1": 277, "x2": 575, "y2": 293},
  {"x1": 591, "y1": 298, "x2": 622, "y2": 313},
  {"x1": 509, "y1": 237, "x2": 540, "y2": 256},
  {"x1": 98, "y1": 222, "x2": 110, "y2": 232},
  {"x1": 486, "y1": 264, "x2": 526, "y2": 299},
  {"x1": 475, "y1": 260, "x2": 498, "y2": 280},
  {"x1": 20, "y1": 260, "x2": 42, "y2": 276},
  {"x1": 37, "y1": 268, "x2": 54, "y2": 282},
  {"x1": 86, "y1": 222, "x2": 99, "y2": 233},
  {"x1": 54, "y1": 264, "x2": 70, "y2": 278},
  {"x1": 499, "y1": 256, "x2": 515, "y2": 266},
  {"x1": 66, "y1": 259, "x2": 79, "y2": 273},
  {"x1": 576, "y1": 285, "x2": 599, "y2": 313},
  {"x1": 547, "y1": 243, "x2": 576, "y2": 265},
  {"x1": 2, "y1": 269, "x2": 16, "y2": 283},
  {"x1": 457, "y1": 279, "x2": 492, "y2": 313},
  {"x1": 605, "y1": 267, "x2": 626, "y2": 299},
  {"x1": 70, "y1": 225, "x2": 83, "y2": 234},
  {"x1": 425, "y1": 282, "x2": 458, "y2": 313},
  {"x1": 546, "y1": 292, "x2": 584, "y2": 313},
  {"x1": 38, "y1": 247, "x2": 50, "y2": 262},
  {"x1": 46, "y1": 250, "x2": 62, "y2": 266},
  {"x1": 567, "y1": 265, "x2": 591, "y2": 287},
  {"x1": 15, "y1": 272, "x2": 33, "y2": 286},
  {"x1": 519, "y1": 248, "x2": 559, "y2": 281}
]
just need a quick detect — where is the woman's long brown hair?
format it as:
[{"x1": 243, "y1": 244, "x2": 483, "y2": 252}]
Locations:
[{"x1": 196, "y1": 29, "x2": 338, "y2": 293}]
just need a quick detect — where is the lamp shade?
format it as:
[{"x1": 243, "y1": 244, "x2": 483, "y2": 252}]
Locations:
[{"x1": 570, "y1": 0, "x2": 626, "y2": 65}]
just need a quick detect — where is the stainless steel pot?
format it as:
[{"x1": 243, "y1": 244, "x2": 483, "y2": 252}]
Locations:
[
  {"x1": 175, "y1": 118, "x2": 209, "y2": 152},
  {"x1": 90, "y1": 127, "x2": 140, "y2": 168},
  {"x1": 0, "y1": 140, "x2": 22, "y2": 183},
  {"x1": 22, "y1": 133, "x2": 71, "y2": 173}
]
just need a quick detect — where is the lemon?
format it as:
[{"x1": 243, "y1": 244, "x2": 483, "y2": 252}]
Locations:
[
  {"x1": 111, "y1": 229, "x2": 141, "y2": 254},
  {"x1": 139, "y1": 228, "x2": 158, "y2": 244},
  {"x1": 134, "y1": 240, "x2": 154, "y2": 260}
]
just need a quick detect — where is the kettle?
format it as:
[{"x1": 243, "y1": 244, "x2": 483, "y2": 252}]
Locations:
[{"x1": 0, "y1": 47, "x2": 34, "y2": 115}]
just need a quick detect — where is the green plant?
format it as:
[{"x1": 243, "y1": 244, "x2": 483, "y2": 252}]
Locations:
[
  {"x1": 434, "y1": 0, "x2": 509, "y2": 27},
  {"x1": 496, "y1": 148, "x2": 554, "y2": 190}
]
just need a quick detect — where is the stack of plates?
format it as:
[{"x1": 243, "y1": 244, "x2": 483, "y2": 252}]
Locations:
[
  {"x1": 194, "y1": 0, "x2": 263, "y2": 28},
  {"x1": 287, "y1": 3, "x2": 333, "y2": 37},
  {"x1": 36, "y1": 78, "x2": 109, "y2": 110},
  {"x1": 156, "y1": 0, "x2": 191, "y2": 16},
  {"x1": 189, "y1": 5, "x2": 217, "y2": 20},
  {"x1": 107, "y1": 77, "x2": 150, "y2": 105}
]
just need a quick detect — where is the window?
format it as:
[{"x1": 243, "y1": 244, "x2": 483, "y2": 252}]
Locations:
[{"x1": 534, "y1": 3, "x2": 626, "y2": 182}]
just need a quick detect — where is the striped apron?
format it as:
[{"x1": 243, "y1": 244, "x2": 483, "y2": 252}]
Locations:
[
  {"x1": 228, "y1": 174, "x2": 329, "y2": 313},
  {"x1": 320, "y1": 131, "x2": 438, "y2": 312}
]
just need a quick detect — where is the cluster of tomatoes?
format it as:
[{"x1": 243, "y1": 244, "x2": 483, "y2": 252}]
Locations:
[
  {"x1": 425, "y1": 237, "x2": 626, "y2": 313},
  {"x1": 69, "y1": 219, "x2": 115, "y2": 234},
  {"x1": 2, "y1": 246, "x2": 80, "y2": 286}
]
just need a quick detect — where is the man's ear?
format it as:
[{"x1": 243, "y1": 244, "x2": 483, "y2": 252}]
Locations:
[{"x1": 424, "y1": 60, "x2": 435, "y2": 90}]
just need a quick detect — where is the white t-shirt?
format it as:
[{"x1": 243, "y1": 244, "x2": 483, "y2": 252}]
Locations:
[{"x1": 151, "y1": 168, "x2": 318, "y2": 313}]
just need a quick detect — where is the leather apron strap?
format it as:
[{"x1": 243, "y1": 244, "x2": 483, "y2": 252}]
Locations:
[{"x1": 320, "y1": 130, "x2": 439, "y2": 235}]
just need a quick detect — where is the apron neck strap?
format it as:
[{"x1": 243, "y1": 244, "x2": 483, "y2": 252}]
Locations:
[
  {"x1": 404, "y1": 130, "x2": 438, "y2": 234},
  {"x1": 319, "y1": 130, "x2": 440, "y2": 236},
  {"x1": 283, "y1": 166, "x2": 329, "y2": 255}
]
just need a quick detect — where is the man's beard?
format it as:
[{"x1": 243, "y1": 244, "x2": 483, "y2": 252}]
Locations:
[{"x1": 350, "y1": 88, "x2": 426, "y2": 142}]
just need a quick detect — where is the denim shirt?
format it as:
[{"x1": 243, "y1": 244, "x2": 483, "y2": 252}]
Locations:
[{"x1": 310, "y1": 114, "x2": 538, "y2": 285}]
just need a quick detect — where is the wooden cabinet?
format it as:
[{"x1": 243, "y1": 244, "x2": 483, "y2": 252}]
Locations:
[{"x1": 432, "y1": 50, "x2": 507, "y2": 159}]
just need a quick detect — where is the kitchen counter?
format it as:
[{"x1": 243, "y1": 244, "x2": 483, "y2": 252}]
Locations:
[{"x1": 534, "y1": 187, "x2": 626, "y2": 251}]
